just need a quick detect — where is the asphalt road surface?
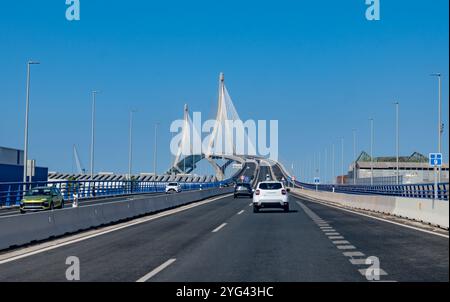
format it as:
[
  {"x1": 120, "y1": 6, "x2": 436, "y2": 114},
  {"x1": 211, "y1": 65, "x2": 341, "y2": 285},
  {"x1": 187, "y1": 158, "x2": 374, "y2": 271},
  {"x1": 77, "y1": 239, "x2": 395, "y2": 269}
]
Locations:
[
  {"x1": 0, "y1": 192, "x2": 164, "y2": 218},
  {"x1": 0, "y1": 189, "x2": 447, "y2": 281}
]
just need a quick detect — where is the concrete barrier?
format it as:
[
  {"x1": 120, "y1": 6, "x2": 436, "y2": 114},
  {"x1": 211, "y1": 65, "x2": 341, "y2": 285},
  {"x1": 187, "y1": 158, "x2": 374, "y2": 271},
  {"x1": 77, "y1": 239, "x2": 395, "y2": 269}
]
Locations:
[
  {"x1": 292, "y1": 188, "x2": 449, "y2": 229},
  {"x1": 0, "y1": 187, "x2": 233, "y2": 251}
]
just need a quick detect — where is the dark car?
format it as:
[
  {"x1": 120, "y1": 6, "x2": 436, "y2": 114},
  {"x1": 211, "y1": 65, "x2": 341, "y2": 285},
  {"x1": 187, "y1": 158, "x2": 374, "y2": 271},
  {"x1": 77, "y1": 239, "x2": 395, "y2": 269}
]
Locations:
[{"x1": 234, "y1": 183, "x2": 253, "y2": 198}]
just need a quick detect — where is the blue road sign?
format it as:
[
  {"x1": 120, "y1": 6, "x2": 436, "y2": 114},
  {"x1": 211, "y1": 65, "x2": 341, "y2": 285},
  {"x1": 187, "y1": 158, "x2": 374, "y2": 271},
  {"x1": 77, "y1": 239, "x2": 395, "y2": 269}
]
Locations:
[
  {"x1": 314, "y1": 177, "x2": 320, "y2": 184},
  {"x1": 429, "y1": 153, "x2": 443, "y2": 167}
]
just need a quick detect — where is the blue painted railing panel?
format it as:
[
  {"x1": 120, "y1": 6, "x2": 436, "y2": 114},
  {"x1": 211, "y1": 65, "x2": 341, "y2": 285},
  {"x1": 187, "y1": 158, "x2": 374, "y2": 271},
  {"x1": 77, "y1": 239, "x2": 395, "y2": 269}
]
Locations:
[
  {"x1": 293, "y1": 181, "x2": 449, "y2": 201},
  {"x1": 0, "y1": 179, "x2": 231, "y2": 207}
]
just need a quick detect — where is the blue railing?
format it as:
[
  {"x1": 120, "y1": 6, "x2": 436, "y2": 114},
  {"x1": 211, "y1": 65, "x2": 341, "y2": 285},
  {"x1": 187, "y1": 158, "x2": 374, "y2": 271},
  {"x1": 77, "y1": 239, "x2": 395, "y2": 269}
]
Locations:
[
  {"x1": 0, "y1": 179, "x2": 231, "y2": 207},
  {"x1": 293, "y1": 181, "x2": 449, "y2": 201}
]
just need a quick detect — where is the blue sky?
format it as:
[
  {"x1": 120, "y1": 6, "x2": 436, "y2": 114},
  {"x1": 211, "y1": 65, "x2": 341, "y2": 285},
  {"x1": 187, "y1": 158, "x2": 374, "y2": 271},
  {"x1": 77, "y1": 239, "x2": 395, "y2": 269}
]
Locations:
[{"x1": 0, "y1": 0, "x2": 448, "y2": 180}]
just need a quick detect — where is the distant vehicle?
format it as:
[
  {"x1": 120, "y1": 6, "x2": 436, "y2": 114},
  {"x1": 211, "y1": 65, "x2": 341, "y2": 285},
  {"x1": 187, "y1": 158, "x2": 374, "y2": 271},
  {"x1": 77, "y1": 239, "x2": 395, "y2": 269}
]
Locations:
[
  {"x1": 234, "y1": 183, "x2": 253, "y2": 198},
  {"x1": 165, "y1": 182, "x2": 182, "y2": 193},
  {"x1": 20, "y1": 186, "x2": 64, "y2": 214},
  {"x1": 253, "y1": 181, "x2": 289, "y2": 213},
  {"x1": 265, "y1": 174, "x2": 271, "y2": 180}
]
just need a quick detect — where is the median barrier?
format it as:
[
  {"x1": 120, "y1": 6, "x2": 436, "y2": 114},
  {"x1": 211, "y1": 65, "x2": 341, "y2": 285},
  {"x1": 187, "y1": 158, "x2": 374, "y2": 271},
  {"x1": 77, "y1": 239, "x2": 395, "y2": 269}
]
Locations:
[{"x1": 0, "y1": 187, "x2": 233, "y2": 251}]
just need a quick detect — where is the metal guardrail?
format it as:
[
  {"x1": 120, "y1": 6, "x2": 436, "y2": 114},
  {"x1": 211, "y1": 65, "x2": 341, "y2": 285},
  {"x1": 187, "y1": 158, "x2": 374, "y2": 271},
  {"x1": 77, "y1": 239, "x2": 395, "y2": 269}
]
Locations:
[
  {"x1": 0, "y1": 179, "x2": 232, "y2": 207},
  {"x1": 294, "y1": 181, "x2": 449, "y2": 201}
]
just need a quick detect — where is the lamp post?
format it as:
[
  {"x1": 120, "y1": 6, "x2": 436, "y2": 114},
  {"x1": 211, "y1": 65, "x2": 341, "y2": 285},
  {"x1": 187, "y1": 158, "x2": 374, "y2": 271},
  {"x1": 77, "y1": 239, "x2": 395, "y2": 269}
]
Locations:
[
  {"x1": 90, "y1": 91, "x2": 99, "y2": 180},
  {"x1": 128, "y1": 110, "x2": 136, "y2": 179},
  {"x1": 353, "y1": 129, "x2": 356, "y2": 185},
  {"x1": 324, "y1": 148, "x2": 328, "y2": 184},
  {"x1": 395, "y1": 101, "x2": 400, "y2": 184},
  {"x1": 153, "y1": 122, "x2": 160, "y2": 176},
  {"x1": 430, "y1": 73, "x2": 442, "y2": 183},
  {"x1": 341, "y1": 137, "x2": 344, "y2": 185},
  {"x1": 370, "y1": 118, "x2": 374, "y2": 186},
  {"x1": 332, "y1": 144, "x2": 335, "y2": 184},
  {"x1": 23, "y1": 60, "x2": 40, "y2": 191}
]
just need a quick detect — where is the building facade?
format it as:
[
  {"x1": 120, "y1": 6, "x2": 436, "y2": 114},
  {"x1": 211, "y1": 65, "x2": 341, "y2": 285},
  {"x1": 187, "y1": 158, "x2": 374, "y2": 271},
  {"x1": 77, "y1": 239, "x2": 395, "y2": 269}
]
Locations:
[
  {"x1": 0, "y1": 146, "x2": 48, "y2": 183},
  {"x1": 346, "y1": 151, "x2": 449, "y2": 185}
]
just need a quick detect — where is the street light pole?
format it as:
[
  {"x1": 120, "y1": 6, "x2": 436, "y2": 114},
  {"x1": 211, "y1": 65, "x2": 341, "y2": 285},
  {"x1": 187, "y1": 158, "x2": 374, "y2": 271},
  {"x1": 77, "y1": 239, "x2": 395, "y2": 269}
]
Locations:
[
  {"x1": 332, "y1": 144, "x2": 335, "y2": 184},
  {"x1": 431, "y1": 73, "x2": 442, "y2": 183},
  {"x1": 353, "y1": 129, "x2": 356, "y2": 185},
  {"x1": 324, "y1": 148, "x2": 328, "y2": 184},
  {"x1": 23, "y1": 60, "x2": 40, "y2": 190},
  {"x1": 153, "y1": 122, "x2": 159, "y2": 176},
  {"x1": 128, "y1": 110, "x2": 136, "y2": 179},
  {"x1": 395, "y1": 101, "x2": 400, "y2": 184},
  {"x1": 370, "y1": 118, "x2": 374, "y2": 186},
  {"x1": 90, "y1": 91, "x2": 99, "y2": 180},
  {"x1": 341, "y1": 137, "x2": 344, "y2": 185}
]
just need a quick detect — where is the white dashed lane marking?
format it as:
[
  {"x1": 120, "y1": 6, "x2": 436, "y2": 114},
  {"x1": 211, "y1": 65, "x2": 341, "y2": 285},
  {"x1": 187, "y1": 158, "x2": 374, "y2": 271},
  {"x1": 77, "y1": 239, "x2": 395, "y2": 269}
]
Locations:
[
  {"x1": 343, "y1": 251, "x2": 365, "y2": 257},
  {"x1": 332, "y1": 240, "x2": 350, "y2": 245},
  {"x1": 324, "y1": 232, "x2": 340, "y2": 236},
  {"x1": 212, "y1": 223, "x2": 227, "y2": 233},
  {"x1": 329, "y1": 236, "x2": 344, "y2": 240},
  {"x1": 136, "y1": 258, "x2": 176, "y2": 282},
  {"x1": 296, "y1": 199, "x2": 393, "y2": 282},
  {"x1": 350, "y1": 258, "x2": 368, "y2": 265},
  {"x1": 336, "y1": 245, "x2": 356, "y2": 250},
  {"x1": 237, "y1": 210, "x2": 245, "y2": 215}
]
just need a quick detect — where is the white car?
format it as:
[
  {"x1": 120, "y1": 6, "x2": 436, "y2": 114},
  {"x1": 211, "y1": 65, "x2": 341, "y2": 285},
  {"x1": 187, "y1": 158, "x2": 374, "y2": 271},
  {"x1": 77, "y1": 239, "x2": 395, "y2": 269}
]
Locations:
[
  {"x1": 165, "y1": 182, "x2": 182, "y2": 193},
  {"x1": 253, "y1": 181, "x2": 289, "y2": 213}
]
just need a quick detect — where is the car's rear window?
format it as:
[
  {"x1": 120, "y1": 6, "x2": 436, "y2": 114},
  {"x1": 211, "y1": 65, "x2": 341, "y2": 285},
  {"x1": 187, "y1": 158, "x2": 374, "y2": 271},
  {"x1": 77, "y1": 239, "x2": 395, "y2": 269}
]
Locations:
[
  {"x1": 259, "y1": 183, "x2": 282, "y2": 190},
  {"x1": 236, "y1": 183, "x2": 251, "y2": 189},
  {"x1": 168, "y1": 183, "x2": 178, "y2": 186}
]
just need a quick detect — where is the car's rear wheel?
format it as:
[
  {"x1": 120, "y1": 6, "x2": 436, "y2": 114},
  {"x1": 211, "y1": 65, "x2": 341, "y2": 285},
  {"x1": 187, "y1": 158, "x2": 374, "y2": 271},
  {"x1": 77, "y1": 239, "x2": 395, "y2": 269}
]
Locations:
[
  {"x1": 20, "y1": 209, "x2": 26, "y2": 214},
  {"x1": 284, "y1": 205, "x2": 289, "y2": 212},
  {"x1": 253, "y1": 205, "x2": 259, "y2": 213}
]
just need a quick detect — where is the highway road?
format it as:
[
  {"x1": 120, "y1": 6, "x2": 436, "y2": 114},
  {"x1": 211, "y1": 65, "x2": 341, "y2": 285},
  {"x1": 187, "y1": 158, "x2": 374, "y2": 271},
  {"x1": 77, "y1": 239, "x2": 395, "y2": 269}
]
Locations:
[
  {"x1": 0, "y1": 192, "x2": 164, "y2": 218},
  {"x1": 0, "y1": 165, "x2": 447, "y2": 282},
  {"x1": 0, "y1": 164, "x2": 255, "y2": 218}
]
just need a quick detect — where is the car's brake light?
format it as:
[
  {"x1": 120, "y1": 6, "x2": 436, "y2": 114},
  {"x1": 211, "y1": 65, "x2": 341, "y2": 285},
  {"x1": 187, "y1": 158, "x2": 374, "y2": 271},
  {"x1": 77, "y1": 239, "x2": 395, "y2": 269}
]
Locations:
[
  {"x1": 281, "y1": 189, "x2": 287, "y2": 195},
  {"x1": 255, "y1": 190, "x2": 260, "y2": 195}
]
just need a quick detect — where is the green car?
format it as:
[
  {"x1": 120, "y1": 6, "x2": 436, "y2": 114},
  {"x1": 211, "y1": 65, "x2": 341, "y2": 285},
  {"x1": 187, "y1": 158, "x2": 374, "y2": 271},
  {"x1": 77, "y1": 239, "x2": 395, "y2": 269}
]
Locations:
[{"x1": 20, "y1": 186, "x2": 64, "y2": 214}]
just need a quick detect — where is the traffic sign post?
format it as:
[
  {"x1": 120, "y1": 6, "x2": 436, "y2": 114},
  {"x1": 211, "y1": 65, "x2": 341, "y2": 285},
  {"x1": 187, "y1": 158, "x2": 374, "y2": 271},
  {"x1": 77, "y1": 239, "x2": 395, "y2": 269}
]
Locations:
[
  {"x1": 429, "y1": 153, "x2": 442, "y2": 167},
  {"x1": 314, "y1": 177, "x2": 320, "y2": 191},
  {"x1": 429, "y1": 153, "x2": 442, "y2": 201}
]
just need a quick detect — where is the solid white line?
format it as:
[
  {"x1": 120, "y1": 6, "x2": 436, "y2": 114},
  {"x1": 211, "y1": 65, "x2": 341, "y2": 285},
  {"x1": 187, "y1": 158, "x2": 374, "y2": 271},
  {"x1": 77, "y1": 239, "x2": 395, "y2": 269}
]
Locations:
[
  {"x1": 0, "y1": 193, "x2": 232, "y2": 265},
  {"x1": 212, "y1": 223, "x2": 227, "y2": 233},
  {"x1": 237, "y1": 210, "x2": 245, "y2": 215},
  {"x1": 136, "y1": 258, "x2": 176, "y2": 282},
  {"x1": 294, "y1": 195, "x2": 449, "y2": 239}
]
